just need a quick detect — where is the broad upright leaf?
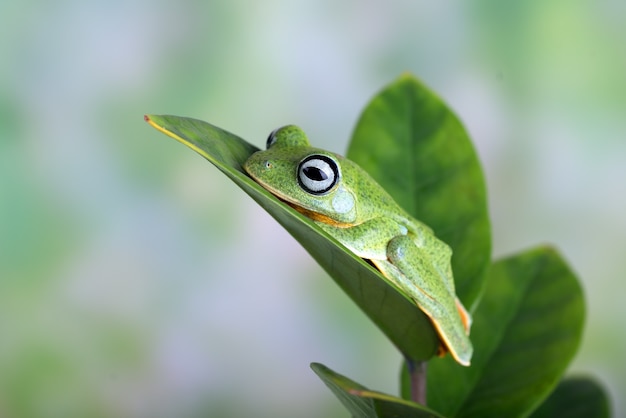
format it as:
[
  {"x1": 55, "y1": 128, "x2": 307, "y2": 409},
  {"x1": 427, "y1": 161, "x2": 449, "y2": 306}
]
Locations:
[
  {"x1": 425, "y1": 246, "x2": 585, "y2": 417},
  {"x1": 311, "y1": 363, "x2": 444, "y2": 418},
  {"x1": 145, "y1": 114, "x2": 440, "y2": 362},
  {"x1": 347, "y1": 74, "x2": 490, "y2": 310}
]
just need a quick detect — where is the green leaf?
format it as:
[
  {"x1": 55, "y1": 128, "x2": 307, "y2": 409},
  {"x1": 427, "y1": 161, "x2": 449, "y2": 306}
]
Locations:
[
  {"x1": 347, "y1": 74, "x2": 491, "y2": 311},
  {"x1": 424, "y1": 247, "x2": 585, "y2": 417},
  {"x1": 311, "y1": 363, "x2": 444, "y2": 418},
  {"x1": 145, "y1": 114, "x2": 440, "y2": 361},
  {"x1": 529, "y1": 376, "x2": 611, "y2": 418},
  {"x1": 144, "y1": 115, "x2": 259, "y2": 175}
]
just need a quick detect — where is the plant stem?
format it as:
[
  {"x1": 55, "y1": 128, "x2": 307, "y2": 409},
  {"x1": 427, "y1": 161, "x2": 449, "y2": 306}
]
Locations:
[{"x1": 407, "y1": 359, "x2": 427, "y2": 405}]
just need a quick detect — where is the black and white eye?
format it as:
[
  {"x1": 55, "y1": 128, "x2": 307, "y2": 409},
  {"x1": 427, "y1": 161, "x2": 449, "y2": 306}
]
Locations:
[
  {"x1": 297, "y1": 155, "x2": 340, "y2": 195},
  {"x1": 266, "y1": 128, "x2": 280, "y2": 149}
]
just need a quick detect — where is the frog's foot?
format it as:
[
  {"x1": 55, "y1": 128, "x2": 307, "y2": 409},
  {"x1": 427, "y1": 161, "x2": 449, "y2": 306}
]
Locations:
[{"x1": 436, "y1": 342, "x2": 447, "y2": 358}]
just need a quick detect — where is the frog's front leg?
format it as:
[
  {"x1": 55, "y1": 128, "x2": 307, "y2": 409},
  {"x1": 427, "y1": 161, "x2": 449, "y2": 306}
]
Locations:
[
  {"x1": 375, "y1": 235, "x2": 473, "y2": 366},
  {"x1": 314, "y1": 217, "x2": 408, "y2": 261}
]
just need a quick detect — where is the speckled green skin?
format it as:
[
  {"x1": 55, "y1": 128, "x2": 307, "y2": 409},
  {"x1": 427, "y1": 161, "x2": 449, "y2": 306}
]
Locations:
[{"x1": 243, "y1": 125, "x2": 472, "y2": 366}]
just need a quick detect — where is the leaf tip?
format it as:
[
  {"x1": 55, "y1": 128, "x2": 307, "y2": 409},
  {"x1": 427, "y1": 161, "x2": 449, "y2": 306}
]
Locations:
[
  {"x1": 144, "y1": 115, "x2": 171, "y2": 137},
  {"x1": 398, "y1": 71, "x2": 416, "y2": 81}
]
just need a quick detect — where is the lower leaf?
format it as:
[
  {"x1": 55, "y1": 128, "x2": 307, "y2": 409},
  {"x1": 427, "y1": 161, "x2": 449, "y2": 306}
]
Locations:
[
  {"x1": 529, "y1": 376, "x2": 611, "y2": 418},
  {"x1": 423, "y1": 246, "x2": 585, "y2": 417},
  {"x1": 311, "y1": 363, "x2": 444, "y2": 418}
]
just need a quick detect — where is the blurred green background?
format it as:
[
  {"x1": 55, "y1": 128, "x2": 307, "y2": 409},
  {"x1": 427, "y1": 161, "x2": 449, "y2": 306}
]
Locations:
[{"x1": 1, "y1": 0, "x2": 624, "y2": 417}]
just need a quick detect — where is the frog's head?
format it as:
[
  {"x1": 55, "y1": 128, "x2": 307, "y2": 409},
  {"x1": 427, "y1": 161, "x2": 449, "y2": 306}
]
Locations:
[{"x1": 243, "y1": 125, "x2": 358, "y2": 225}]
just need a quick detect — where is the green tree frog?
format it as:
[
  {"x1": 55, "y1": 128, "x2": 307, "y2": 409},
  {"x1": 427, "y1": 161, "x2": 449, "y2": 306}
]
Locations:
[{"x1": 243, "y1": 125, "x2": 472, "y2": 366}]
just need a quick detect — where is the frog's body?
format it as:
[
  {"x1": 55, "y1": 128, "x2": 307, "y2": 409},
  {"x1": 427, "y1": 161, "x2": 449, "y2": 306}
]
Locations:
[{"x1": 243, "y1": 125, "x2": 472, "y2": 366}]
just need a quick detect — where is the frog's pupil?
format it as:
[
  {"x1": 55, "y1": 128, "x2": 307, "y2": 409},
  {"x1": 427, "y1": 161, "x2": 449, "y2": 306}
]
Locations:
[{"x1": 303, "y1": 166, "x2": 328, "y2": 181}]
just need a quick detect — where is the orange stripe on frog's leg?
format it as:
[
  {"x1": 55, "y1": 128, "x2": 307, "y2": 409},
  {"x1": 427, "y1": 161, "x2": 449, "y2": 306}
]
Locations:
[{"x1": 455, "y1": 298, "x2": 472, "y2": 334}]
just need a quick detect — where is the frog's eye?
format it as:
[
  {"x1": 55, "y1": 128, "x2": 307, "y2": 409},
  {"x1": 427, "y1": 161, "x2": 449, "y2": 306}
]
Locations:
[
  {"x1": 297, "y1": 155, "x2": 340, "y2": 195},
  {"x1": 266, "y1": 128, "x2": 280, "y2": 149}
]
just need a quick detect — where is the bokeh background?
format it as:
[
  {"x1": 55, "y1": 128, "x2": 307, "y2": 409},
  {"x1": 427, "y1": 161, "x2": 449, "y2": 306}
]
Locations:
[{"x1": 1, "y1": 1, "x2": 625, "y2": 417}]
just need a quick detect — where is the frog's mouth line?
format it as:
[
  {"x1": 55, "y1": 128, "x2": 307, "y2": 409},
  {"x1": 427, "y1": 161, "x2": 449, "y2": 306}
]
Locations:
[
  {"x1": 269, "y1": 189, "x2": 356, "y2": 228},
  {"x1": 246, "y1": 171, "x2": 356, "y2": 228},
  {"x1": 285, "y1": 201, "x2": 354, "y2": 228}
]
